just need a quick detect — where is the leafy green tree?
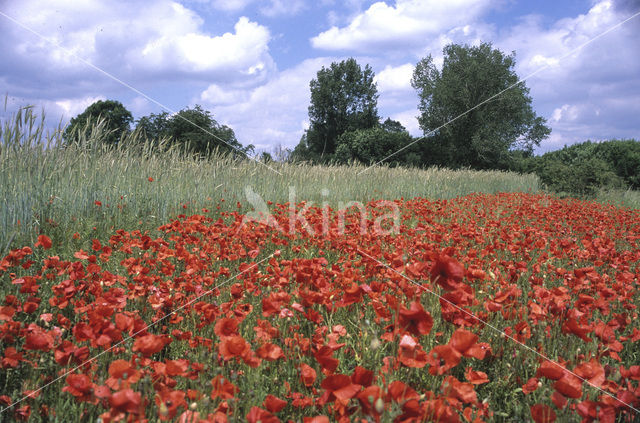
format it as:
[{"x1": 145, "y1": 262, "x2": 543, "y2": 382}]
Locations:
[
  {"x1": 64, "y1": 99, "x2": 133, "y2": 145},
  {"x1": 411, "y1": 42, "x2": 550, "y2": 169},
  {"x1": 135, "y1": 111, "x2": 172, "y2": 143},
  {"x1": 591, "y1": 139, "x2": 640, "y2": 189},
  {"x1": 525, "y1": 139, "x2": 640, "y2": 195},
  {"x1": 537, "y1": 156, "x2": 623, "y2": 196},
  {"x1": 297, "y1": 58, "x2": 379, "y2": 162},
  {"x1": 135, "y1": 105, "x2": 253, "y2": 157},
  {"x1": 334, "y1": 122, "x2": 420, "y2": 167}
]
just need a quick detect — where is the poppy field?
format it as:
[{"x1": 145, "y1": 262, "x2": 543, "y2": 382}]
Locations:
[{"x1": 1, "y1": 191, "x2": 639, "y2": 422}]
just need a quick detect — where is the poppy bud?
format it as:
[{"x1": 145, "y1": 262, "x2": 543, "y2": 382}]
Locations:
[
  {"x1": 374, "y1": 397, "x2": 384, "y2": 414},
  {"x1": 370, "y1": 338, "x2": 381, "y2": 351},
  {"x1": 159, "y1": 402, "x2": 168, "y2": 416}
]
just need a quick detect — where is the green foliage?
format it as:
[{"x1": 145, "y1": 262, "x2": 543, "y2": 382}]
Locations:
[
  {"x1": 334, "y1": 123, "x2": 420, "y2": 167},
  {"x1": 524, "y1": 139, "x2": 639, "y2": 196},
  {"x1": 411, "y1": 42, "x2": 551, "y2": 170},
  {"x1": 298, "y1": 58, "x2": 379, "y2": 162},
  {"x1": 63, "y1": 99, "x2": 133, "y2": 146},
  {"x1": 538, "y1": 157, "x2": 624, "y2": 196},
  {"x1": 135, "y1": 105, "x2": 253, "y2": 157}
]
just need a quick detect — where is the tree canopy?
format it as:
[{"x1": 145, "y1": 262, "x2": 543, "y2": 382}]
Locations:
[
  {"x1": 136, "y1": 105, "x2": 253, "y2": 157},
  {"x1": 334, "y1": 120, "x2": 420, "y2": 167},
  {"x1": 295, "y1": 58, "x2": 379, "y2": 162},
  {"x1": 64, "y1": 99, "x2": 133, "y2": 145},
  {"x1": 411, "y1": 42, "x2": 551, "y2": 169}
]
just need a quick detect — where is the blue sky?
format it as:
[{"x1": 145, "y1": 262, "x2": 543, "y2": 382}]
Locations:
[{"x1": 1, "y1": 0, "x2": 639, "y2": 154}]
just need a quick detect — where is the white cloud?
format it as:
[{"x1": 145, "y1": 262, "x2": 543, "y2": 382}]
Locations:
[
  {"x1": 311, "y1": 0, "x2": 495, "y2": 53},
  {"x1": 54, "y1": 95, "x2": 106, "y2": 120},
  {"x1": 389, "y1": 109, "x2": 421, "y2": 135},
  {"x1": 0, "y1": 0, "x2": 274, "y2": 99},
  {"x1": 551, "y1": 104, "x2": 580, "y2": 123},
  {"x1": 375, "y1": 63, "x2": 414, "y2": 92},
  {"x1": 200, "y1": 58, "x2": 336, "y2": 150},
  {"x1": 136, "y1": 16, "x2": 273, "y2": 78},
  {"x1": 496, "y1": 0, "x2": 640, "y2": 150},
  {"x1": 200, "y1": 84, "x2": 249, "y2": 106}
]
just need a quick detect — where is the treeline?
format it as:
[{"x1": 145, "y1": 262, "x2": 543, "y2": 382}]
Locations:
[
  {"x1": 64, "y1": 102, "x2": 254, "y2": 157},
  {"x1": 514, "y1": 139, "x2": 640, "y2": 196},
  {"x1": 62, "y1": 41, "x2": 638, "y2": 197}
]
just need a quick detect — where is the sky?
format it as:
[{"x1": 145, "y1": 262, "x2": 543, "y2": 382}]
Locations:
[{"x1": 0, "y1": 0, "x2": 639, "y2": 154}]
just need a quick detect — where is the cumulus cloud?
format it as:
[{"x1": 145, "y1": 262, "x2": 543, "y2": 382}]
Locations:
[
  {"x1": 375, "y1": 63, "x2": 414, "y2": 92},
  {"x1": 135, "y1": 16, "x2": 273, "y2": 79},
  {"x1": 311, "y1": 0, "x2": 495, "y2": 53},
  {"x1": 0, "y1": 0, "x2": 274, "y2": 100},
  {"x1": 496, "y1": 1, "x2": 640, "y2": 150},
  {"x1": 200, "y1": 58, "x2": 336, "y2": 150}
]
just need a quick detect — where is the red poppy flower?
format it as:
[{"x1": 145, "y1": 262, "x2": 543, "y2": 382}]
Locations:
[
  {"x1": 1, "y1": 347, "x2": 22, "y2": 368},
  {"x1": 351, "y1": 366, "x2": 374, "y2": 387},
  {"x1": 356, "y1": 385, "x2": 384, "y2": 416},
  {"x1": 132, "y1": 334, "x2": 171, "y2": 357},
  {"x1": 449, "y1": 329, "x2": 478, "y2": 354},
  {"x1": 155, "y1": 389, "x2": 186, "y2": 420},
  {"x1": 536, "y1": 360, "x2": 565, "y2": 381},
  {"x1": 210, "y1": 375, "x2": 238, "y2": 400},
  {"x1": 398, "y1": 301, "x2": 433, "y2": 336},
  {"x1": 35, "y1": 235, "x2": 52, "y2": 250},
  {"x1": 397, "y1": 334, "x2": 428, "y2": 368},
  {"x1": 531, "y1": 404, "x2": 556, "y2": 423},
  {"x1": 109, "y1": 389, "x2": 142, "y2": 414},
  {"x1": 106, "y1": 360, "x2": 140, "y2": 389},
  {"x1": 573, "y1": 359, "x2": 605, "y2": 388},
  {"x1": 430, "y1": 254, "x2": 465, "y2": 291},
  {"x1": 263, "y1": 394, "x2": 287, "y2": 413},
  {"x1": 299, "y1": 363, "x2": 317, "y2": 387},
  {"x1": 554, "y1": 374, "x2": 582, "y2": 399},
  {"x1": 62, "y1": 374, "x2": 94, "y2": 401},
  {"x1": 219, "y1": 335, "x2": 250, "y2": 361},
  {"x1": 522, "y1": 377, "x2": 540, "y2": 394},
  {"x1": 214, "y1": 318, "x2": 239, "y2": 337},
  {"x1": 246, "y1": 406, "x2": 280, "y2": 423},
  {"x1": 551, "y1": 391, "x2": 567, "y2": 409},
  {"x1": 426, "y1": 344, "x2": 461, "y2": 375},
  {"x1": 441, "y1": 375, "x2": 477, "y2": 404},
  {"x1": 465, "y1": 367, "x2": 490, "y2": 385},
  {"x1": 320, "y1": 374, "x2": 362, "y2": 403},
  {"x1": 386, "y1": 381, "x2": 419, "y2": 403},
  {"x1": 24, "y1": 327, "x2": 54, "y2": 351},
  {"x1": 313, "y1": 345, "x2": 339, "y2": 372},
  {"x1": 256, "y1": 343, "x2": 285, "y2": 361}
]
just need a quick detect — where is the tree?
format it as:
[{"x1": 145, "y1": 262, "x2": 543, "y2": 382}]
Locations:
[
  {"x1": 411, "y1": 42, "x2": 550, "y2": 169},
  {"x1": 135, "y1": 111, "x2": 172, "y2": 143},
  {"x1": 297, "y1": 58, "x2": 379, "y2": 162},
  {"x1": 64, "y1": 99, "x2": 133, "y2": 145},
  {"x1": 334, "y1": 124, "x2": 420, "y2": 167},
  {"x1": 135, "y1": 105, "x2": 253, "y2": 157}
]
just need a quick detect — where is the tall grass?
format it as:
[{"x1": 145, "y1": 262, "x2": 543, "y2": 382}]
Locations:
[{"x1": 1, "y1": 106, "x2": 541, "y2": 254}]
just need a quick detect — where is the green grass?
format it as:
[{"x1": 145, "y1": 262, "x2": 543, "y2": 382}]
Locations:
[{"x1": 1, "y1": 105, "x2": 540, "y2": 255}]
